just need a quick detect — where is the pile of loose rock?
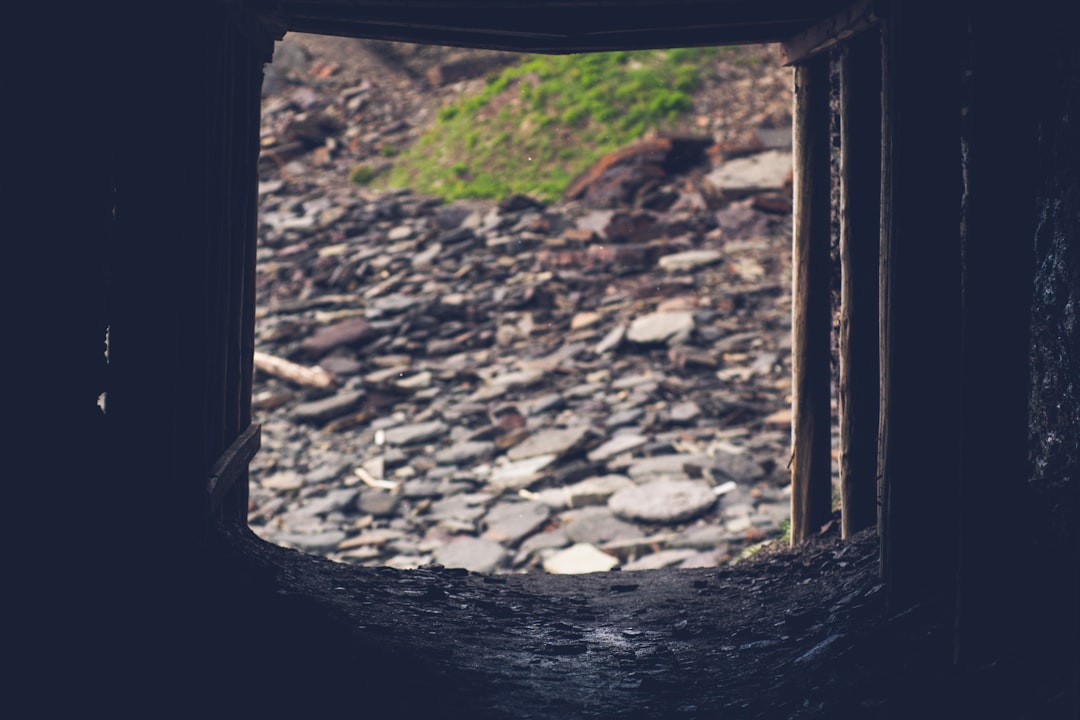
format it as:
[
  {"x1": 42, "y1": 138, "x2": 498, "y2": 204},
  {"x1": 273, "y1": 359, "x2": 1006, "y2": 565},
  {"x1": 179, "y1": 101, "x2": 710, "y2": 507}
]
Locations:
[{"x1": 248, "y1": 36, "x2": 806, "y2": 574}]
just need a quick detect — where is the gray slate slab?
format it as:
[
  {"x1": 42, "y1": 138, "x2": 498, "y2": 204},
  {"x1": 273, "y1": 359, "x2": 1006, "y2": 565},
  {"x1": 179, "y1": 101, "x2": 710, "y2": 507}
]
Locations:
[
  {"x1": 482, "y1": 501, "x2": 551, "y2": 546},
  {"x1": 626, "y1": 311, "x2": 694, "y2": 345},
  {"x1": 291, "y1": 390, "x2": 365, "y2": 423},
  {"x1": 608, "y1": 480, "x2": 718, "y2": 524},
  {"x1": 433, "y1": 537, "x2": 507, "y2": 573},
  {"x1": 383, "y1": 420, "x2": 450, "y2": 446},
  {"x1": 506, "y1": 424, "x2": 594, "y2": 461},
  {"x1": 561, "y1": 506, "x2": 644, "y2": 545}
]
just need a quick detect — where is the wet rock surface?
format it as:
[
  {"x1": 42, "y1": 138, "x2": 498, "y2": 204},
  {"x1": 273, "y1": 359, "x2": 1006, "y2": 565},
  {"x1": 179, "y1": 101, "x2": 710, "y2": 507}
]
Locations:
[{"x1": 248, "y1": 34, "x2": 807, "y2": 574}]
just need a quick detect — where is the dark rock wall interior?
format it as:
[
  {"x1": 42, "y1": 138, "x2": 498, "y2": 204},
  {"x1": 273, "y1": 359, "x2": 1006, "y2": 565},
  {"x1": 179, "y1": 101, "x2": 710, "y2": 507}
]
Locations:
[
  {"x1": 1030, "y1": 42, "x2": 1079, "y2": 550},
  {"x1": 1028, "y1": 37, "x2": 1079, "y2": 706}
]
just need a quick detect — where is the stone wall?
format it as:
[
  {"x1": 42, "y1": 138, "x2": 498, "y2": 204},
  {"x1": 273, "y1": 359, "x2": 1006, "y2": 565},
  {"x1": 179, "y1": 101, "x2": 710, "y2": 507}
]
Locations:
[{"x1": 1030, "y1": 41, "x2": 1079, "y2": 549}]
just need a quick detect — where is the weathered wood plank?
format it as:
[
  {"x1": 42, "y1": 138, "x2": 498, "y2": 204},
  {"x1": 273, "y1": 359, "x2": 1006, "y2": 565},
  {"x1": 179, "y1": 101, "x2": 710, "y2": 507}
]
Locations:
[
  {"x1": 790, "y1": 54, "x2": 834, "y2": 544},
  {"x1": 782, "y1": 0, "x2": 884, "y2": 65},
  {"x1": 230, "y1": 31, "x2": 266, "y2": 523},
  {"x1": 837, "y1": 29, "x2": 881, "y2": 538},
  {"x1": 207, "y1": 423, "x2": 262, "y2": 514},
  {"x1": 260, "y1": 0, "x2": 852, "y2": 53}
]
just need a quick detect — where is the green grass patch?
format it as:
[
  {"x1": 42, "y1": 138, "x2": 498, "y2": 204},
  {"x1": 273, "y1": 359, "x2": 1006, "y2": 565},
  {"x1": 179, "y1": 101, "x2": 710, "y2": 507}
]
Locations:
[
  {"x1": 349, "y1": 164, "x2": 380, "y2": 185},
  {"x1": 382, "y1": 47, "x2": 722, "y2": 202}
]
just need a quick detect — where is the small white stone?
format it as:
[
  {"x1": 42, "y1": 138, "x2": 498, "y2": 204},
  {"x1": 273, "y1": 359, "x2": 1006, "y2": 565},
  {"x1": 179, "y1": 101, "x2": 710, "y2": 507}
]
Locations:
[{"x1": 542, "y1": 543, "x2": 619, "y2": 574}]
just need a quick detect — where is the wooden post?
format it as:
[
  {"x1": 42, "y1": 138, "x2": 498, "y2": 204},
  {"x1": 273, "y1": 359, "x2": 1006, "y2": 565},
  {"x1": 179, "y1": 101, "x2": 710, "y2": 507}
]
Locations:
[
  {"x1": 878, "y1": 0, "x2": 963, "y2": 614},
  {"x1": 837, "y1": 29, "x2": 882, "y2": 538},
  {"x1": 790, "y1": 54, "x2": 834, "y2": 545}
]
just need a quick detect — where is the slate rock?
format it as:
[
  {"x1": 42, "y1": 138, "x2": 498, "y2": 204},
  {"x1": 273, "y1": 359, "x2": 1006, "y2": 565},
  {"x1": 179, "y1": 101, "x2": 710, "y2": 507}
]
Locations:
[
  {"x1": 516, "y1": 527, "x2": 571, "y2": 557},
  {"x1": 668, "y1": 400, "x2": 702, "y2": 424},
  {"x1": 595, "y1": 324, "x2": 626, "y2": 354},
  {"x1": 435, "y1": 440, "x2": 495, "y2": 466},
  {"x1": 604, "y1": 407, "x2": 645, "y2": 429},
  {"x1": 626, "y1": 453, "x2": 711, "y2": 482},
  {"x1": 296, "y1": 488, "x2": 360, "y2": 516},
  {"x1": 533, "y1": 474, "x2": 634, "y2": 509},
  {"x1": 356, "y1": 489, "x2": 400, "y2": 517},
  {"x1": 299, "y1": 317, "x2": 376, "y2": 358},
  {"x1": 711, "y1": 448, "x2": 766, "y2": 482},
  {"x1": 670, "y1": 523, "x2": 730, "y2": 549},
  {"x1": 705, "y1": 149, "x2": 793, "y2": 197},
  {"x1": 657, "y1": 249, "x2": 723, "y2": 272},
  {"x1": 489, "y1": 454, "x2": 557, "y2": 490},
  {"x1": 433, "y1": 537, "x2": 507, "y2": 574},
  {"x1": 506, "y1": 424, "x2": 594, "y2": 462},
  {"x1": 262, "y1": 469, "x2": 309, "y2": 491},
  {"x1": 482, "y1": 501, "x2": 551, "y2": 546},
  {"x1": 626, "y1": 311, "x2": 694, "y2": 345},
  {"x1": 542, "y1": 543, "x2": 619, "y2": 574},
  {"x1": 622, "y1": 548, "x2": 701, "y2": 571},
  {"x1": 425, "y1": 492, "x2": 492, "y2": 522},
  {"x1": 587, "y1": 433, "x2": 648, "y2": 463},
  {"x1": 291, "y1": 390, "x2": 365, "y2": 424},
  {"x1": 608, "y1": 480, "x2": 717, "y2": 524},
  {"x1": 383, "y1": 420, "x2": 449, "y2": 446},
  {"x1": 561, "y1": 506, "x2": 644, "y2": 545}
]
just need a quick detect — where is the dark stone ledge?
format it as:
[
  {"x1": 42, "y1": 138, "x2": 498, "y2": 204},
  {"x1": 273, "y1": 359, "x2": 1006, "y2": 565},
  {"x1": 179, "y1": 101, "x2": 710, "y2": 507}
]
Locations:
[{"x1": 204, "y1": 524, "x2": 930, "y2": 718}]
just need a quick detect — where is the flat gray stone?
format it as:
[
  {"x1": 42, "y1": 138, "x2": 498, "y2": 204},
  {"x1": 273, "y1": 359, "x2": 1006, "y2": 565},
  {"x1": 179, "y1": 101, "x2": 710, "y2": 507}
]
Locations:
[
  {"x1": 356, "y1": 489, "x2": 400, "y2": 517},
  {"x1": 489, "y1": 454, "x2": 557, "y2": 490},
  {"x1": 705, "y1": 149, "x2": 793, "y2": 196},
  {"x1": 668, "y1": 401, "x2": 702, "y2": 424},
  {"x1": 533, "y1": 474, "x2": 635, "y2": 509},
  {"x1": 506, "y1": 425, "x2": 594, "y2": 461},
  {"x1": 608, "y1": 480, "x2": 717, "y2": 524},
  {"x1": 587, "y1": 434, "x2": 648, "y2": 463},
  {"x1": 543, "y1": 543, "x2": 619, "y2": 574},
  {"x1": 488, "y1": 369, "x2": 546, "y2": 390},
  {"x1": 291, "y1": 390, "x2": 364, "y2": 424},
  {"x1": 670, "y1": 523, "x2": 730, "y2": 549},
  {"x1": 657, "y1": 249, "x2": 723, "y2": 272},
  {"x1": 626, "y1": 311, "x2": 694, "y2": 345},
  {"x1": 678, "y1": 550, "x2": 727, "y2": 569},
  {"x1": 260, "y1": 470, "x2": 305, "y2": 491},
  {"x1": 426, "y1": 492, "x2": 493, "y2": 522},
  {"x1": 595, "y1": 324, "x2": 626, "y2": 354},
  {"x1": 299, "y1": 317, "x2": 376, "y2": 358},
  {"x1": 711, "y1": 448, "x2": 765, "y2": 482},
  {"x1": 295, "y1": 488, "x2": 359, "y2": 516},
  {"x1": 482, "y1": 501, "x2": 551, "y2": 546},
  {"x1": 622, "y1": 548, "x2": 701, "y2": 571},
  {"x1": 433, "y1": 537, "x2": 506, "y2": 573},
  {"x1": 561, "y1": 506, "x2": 644, "y2": 545},
  {"x1": 517, "y1": 527, "x2": 571, "y2": 556},
  {"x1": 626, "y1": 453, "x2": 711, "y2": 482},
  {"x1": 383, "y1": 420, "x2": 449, "y2": 446},
  {"x1": 435, "y1": 440, "x2": 495, "y2": 466},
  {"x1": 604, "y1": 407, "x2": 644, "y2": 429}
]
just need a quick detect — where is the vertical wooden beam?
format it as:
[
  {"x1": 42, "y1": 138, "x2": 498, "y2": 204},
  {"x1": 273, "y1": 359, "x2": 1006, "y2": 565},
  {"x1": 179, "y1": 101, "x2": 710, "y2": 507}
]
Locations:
[
  {"x1": 837, "y1": 29, "x2": 882, "y2": 538},
  {"x1": 878, "y1": 0, "x2": 963, "y2": 614},
  {"x1": 790, "y1": 54, "x2": 834, "y2": 544},
  {"x1": 225, "y1": 25, "x2": 269, "y2": 523}
]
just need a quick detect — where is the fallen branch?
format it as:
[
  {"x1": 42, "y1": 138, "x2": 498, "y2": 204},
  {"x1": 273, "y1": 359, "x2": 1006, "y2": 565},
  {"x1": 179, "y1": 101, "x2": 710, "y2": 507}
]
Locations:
[{"x1": 253, "y1": 351, "x2": 338, "y2": 389}]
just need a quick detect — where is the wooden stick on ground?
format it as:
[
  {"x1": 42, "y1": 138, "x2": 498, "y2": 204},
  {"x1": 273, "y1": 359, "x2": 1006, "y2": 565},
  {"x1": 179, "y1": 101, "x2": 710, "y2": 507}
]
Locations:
[{"x1": 253, "y1": 350, "x2": 338, "y2": 388}]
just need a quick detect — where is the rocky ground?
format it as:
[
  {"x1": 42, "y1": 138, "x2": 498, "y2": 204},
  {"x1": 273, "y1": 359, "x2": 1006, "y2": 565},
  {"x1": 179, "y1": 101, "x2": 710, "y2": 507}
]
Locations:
[{"x1": 248, "y1": 34, "x2": 830, "y2": 575}]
